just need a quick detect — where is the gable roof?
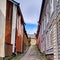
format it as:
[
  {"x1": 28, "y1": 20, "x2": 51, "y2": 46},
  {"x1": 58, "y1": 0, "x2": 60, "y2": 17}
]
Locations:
[{"x1": 9, "y1": 0, "x2": 19, "y2": 5}]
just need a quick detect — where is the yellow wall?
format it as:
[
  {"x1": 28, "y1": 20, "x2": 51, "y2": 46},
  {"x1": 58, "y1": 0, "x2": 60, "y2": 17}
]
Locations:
[{"x1": 31, "y1": 38, "x2": 36, "y2": 45}]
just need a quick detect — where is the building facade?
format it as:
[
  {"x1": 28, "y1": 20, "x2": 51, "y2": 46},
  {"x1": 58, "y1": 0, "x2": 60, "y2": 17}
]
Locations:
[
  {"x1": 28, "y1": 34, "x2": 36, "y2": 45},
  {"x1": 0, "y1": 0, "x2": 27, "y2": 59},
  {"x1": 0, "y1": 0, "x2": 6, "y2": 58},
  {"x1": 36, "y1": 25, "x2": 41, "y2": 50},
  {"x1": 37, "y1": 0, "x2": 60, "y2": 60},
  {"x1": 23, "y1": 27, "x2": 29, "y2": 51},
  {"x1": 16, "y1": 7, "x2": 24, "y2": 53}
]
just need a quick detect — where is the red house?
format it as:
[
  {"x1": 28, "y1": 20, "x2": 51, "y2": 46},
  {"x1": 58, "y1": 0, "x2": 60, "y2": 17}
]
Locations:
[
  {"x1": 16, "y1": 8, "x2": 25, "y2": 53},
  {"x1": 36, "y1": 25, "x2": 41, "y2": 50}
]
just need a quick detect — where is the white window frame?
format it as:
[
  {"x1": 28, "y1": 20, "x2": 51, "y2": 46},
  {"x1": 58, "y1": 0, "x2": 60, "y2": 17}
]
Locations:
[
  {"x1": 46, "y1": 32, "x2": 49, "y2": 50},
  {"x1": 47, "y1": 14, "x2": 48, "y2": 24},
  {"x1": 50, "y1": 0, "x2": 53, "y2": 15}
]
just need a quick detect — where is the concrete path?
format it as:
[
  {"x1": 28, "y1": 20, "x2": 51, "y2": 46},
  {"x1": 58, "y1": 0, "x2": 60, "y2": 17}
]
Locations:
[{"x1": 20, "y1": 45, "x2": 46, "y2": 60}]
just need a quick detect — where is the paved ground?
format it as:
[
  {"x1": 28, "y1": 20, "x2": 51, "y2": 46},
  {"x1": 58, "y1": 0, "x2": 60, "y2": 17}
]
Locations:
[{"x1": 20, "y1": 45, "x2": 47, "y2": 60}]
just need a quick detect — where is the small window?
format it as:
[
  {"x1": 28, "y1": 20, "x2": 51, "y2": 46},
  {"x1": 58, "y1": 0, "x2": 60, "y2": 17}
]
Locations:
[{"x1": 50, "y1": 0, "x2": 53, "y2": 15}]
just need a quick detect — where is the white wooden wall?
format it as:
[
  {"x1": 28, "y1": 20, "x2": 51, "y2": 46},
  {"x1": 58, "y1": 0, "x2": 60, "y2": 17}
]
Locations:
[
  {"x1": 52, "y1": 22, "x2": 58, "y2": 60},
  {"x1": 0, "y1": 0, "x2": 6, "y2": 57},
  {"x1": 11, "y1": 4, "x2": 17, "y2": 53},
  {"x1": 57, "y1": 15, "x2": 60, "y2": 60}
]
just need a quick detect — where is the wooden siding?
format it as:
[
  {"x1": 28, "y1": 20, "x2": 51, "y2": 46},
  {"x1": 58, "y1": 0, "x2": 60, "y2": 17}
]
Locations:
[
  {"x1": 52, "y1": 20, "x2": 58, "y2": 60},
  {"x1": 16, "y1": 32, "x2": 22, "y2": 52},
  {"x1": 38, "y1": 0, "x2": 60, "y2": 60},
  {"x1": 11, "y1": 4, "x2": 17, "y2": 53},
  {"x1": 5, "y1": 0, "x2": 13, "y2": 44},
  {"x1": 16, "y1": 15, "x2": 23, "y2": 53},
  {"x1": 23, "y1": 33, "x2": 28, "y2": 50},
  {"x1": 57, "y1": 19, "x2": 60, "y2": 60},
  {"x1": 37, "y1": 33, "x2": 40, "y2": 50},
  {"x1": 24, "y1": 33, "x2": 28, "y2": 46},
  {"x1": 5, "y1": 43, "x2": 12, "y2": 56}
]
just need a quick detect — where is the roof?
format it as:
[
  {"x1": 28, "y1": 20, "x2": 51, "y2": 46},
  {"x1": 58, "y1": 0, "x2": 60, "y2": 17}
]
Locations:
[
  {"x1": 36, "y1": 0, "x2": 45, "y2": 38},
  {"x1": 9, "y1": 0, "x2": 19, "y2": 5},
  {"x1": 28, "y1": 34, "x2": 36, "y2": 39},
  {"x1": 38, "y1": 0, "x2": 45, "y2": 24},
  {"x1": 9, "y1": 0, "x2": 25, "y2": 25}
]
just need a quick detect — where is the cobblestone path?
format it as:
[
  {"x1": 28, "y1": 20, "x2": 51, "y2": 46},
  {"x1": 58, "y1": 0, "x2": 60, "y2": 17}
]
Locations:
[{"x1": 20, "y1": 45, "x2": 47, "y2": 60}]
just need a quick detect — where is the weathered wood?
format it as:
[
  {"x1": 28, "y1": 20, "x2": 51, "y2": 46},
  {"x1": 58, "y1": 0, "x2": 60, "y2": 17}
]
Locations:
[{"x1": 5, "y1": 0, "x2": 13, "y2": 44}]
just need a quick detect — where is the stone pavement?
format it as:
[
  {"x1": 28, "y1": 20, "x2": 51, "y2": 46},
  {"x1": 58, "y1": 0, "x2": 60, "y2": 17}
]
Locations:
[{"x1": 20, "y1": 45, "x2": 46, "y2": 60}]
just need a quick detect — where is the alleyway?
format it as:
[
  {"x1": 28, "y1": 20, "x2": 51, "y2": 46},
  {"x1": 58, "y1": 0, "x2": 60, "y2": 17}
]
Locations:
[{"x1": 20, "y1": 45, "x2": 47, "y2": 60}]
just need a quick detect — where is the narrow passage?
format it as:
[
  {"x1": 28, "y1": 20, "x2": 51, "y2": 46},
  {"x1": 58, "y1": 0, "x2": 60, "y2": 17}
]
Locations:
[{"x1": 20, "y1": 45, "x2": 46, "y2": 60}]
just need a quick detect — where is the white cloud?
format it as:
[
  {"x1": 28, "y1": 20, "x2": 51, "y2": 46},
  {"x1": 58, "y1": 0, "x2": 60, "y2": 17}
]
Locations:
[
  {"x1": 15, "y1": 0, "x2": 42, "y2": 24},
  {"x1": 24, "y1": 17, "x2": 38, "y2": 25}
]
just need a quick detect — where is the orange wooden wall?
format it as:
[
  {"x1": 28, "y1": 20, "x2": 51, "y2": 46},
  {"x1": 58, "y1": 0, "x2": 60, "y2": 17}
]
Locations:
[
  {"x1": 16, "y1": 30, "x2": 22, "y2": 52},
  {"x1": 16, "y1": 15, "x2": 23, "y2": 53}
]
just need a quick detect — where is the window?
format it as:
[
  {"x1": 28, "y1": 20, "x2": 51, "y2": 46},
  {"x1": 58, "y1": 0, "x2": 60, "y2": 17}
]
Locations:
[
  {"x1": 50, "y1": 0, "x2": 53, "y2": 15},
  {"x1": 49, "y1": 29, "x2": 53, "y2": 48}
]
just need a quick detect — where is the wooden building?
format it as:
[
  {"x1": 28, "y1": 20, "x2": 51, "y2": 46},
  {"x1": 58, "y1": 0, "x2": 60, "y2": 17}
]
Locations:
[
  {"x1": 0, "y1": 0, "x2": 25, "y2": 59},
  {"x1": 5, "y1": 0, "x2": 20, "y2": 56},
  {"x1": 16, "y1": 7, "x2": 25, "y2": 53},
  {"x1": 37, "y1": 0, "x2": 60, "y2": 60},
  {"x1": 28, "y1": 34, "x2": 36, "y2": 45},
  {"x1": 23, "y1": 27, "x2": 29, "y2": 51},
  {"x1": 36, "y1": 25, "x2": 40, "y2": 50}
]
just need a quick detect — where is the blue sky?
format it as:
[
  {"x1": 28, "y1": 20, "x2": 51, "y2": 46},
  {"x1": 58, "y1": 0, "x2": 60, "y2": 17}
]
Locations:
[
  {"x1": 15, "y1": 0, "x2": 42, "y2": 34},
  {"x1": 25, "y1": 23, "x2": 38, "y2": 34}
]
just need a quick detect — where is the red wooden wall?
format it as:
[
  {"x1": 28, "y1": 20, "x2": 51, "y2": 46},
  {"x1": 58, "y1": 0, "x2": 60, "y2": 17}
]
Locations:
[{"x1": 5, "y1": 0, "x2": 13, "y2": 44}]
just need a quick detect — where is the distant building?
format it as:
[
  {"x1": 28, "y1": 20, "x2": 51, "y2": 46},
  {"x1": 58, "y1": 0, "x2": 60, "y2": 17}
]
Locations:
[
  {"x1": 28, "y1": 34, "x2": 35, "y2": 38},
  {"x1": 28, "y1": 34, "x2": 36, "y2": 45},
  {"x1": 37, "y1": 0, "x2": 60, "y2": 60}
]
